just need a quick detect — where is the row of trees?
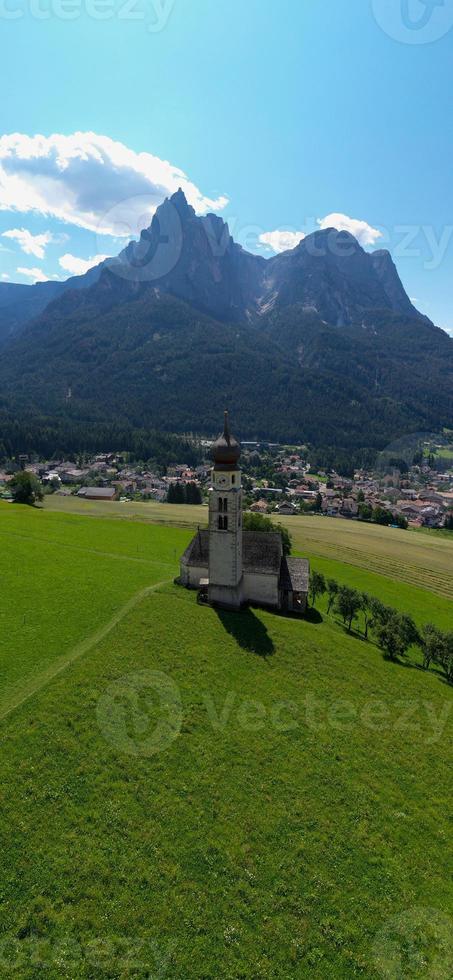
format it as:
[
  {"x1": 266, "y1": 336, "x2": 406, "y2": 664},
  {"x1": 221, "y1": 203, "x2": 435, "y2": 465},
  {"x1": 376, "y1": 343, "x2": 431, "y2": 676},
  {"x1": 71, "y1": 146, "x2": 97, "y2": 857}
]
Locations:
[
  {"x1": 358, "y1": 503, "x2": 408, "y2": 528},
  {"x1": 308, "y1": 571, "x2": 453, "y2": 683},
  {"x1": 167, "y1": 482, "x2": 203, "y2": 505}
]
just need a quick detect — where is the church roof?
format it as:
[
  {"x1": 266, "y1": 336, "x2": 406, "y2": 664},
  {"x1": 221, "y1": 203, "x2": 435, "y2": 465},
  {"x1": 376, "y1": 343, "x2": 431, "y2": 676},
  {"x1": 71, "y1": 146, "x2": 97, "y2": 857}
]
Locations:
[
  {"x1": 181, "y1": 529, "x2": 283, "y2": 573},
  {"x1": 244, "y1": 531, "x2": 282, "y2": 572},
  {"x1": 181, "y1": 529, "x2": 209, "y2": 565},
  {"x1": 279, "y1": 556, "x2": 310, "y2": 593}
]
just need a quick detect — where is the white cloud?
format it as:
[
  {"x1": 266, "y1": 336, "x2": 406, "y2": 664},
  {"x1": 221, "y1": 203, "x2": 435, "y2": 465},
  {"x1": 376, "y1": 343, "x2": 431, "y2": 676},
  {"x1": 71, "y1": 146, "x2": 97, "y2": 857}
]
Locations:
[
  {"x1": 317, "y1": 212, "x2": 382, "y2": 247},
  {"x1": 58, "y1": 252, "x2": 110, "y2": 277},
  {"x1": 2, "y1": 227, "x2": 54, "y2": 259},
  {"x1": 258, "y1": 230, "x2": 306, "y2": 253},
  {"x1": 17, "y1": 266, "x2": 59, "y2": 283},
  {"x1": 1, "y1": 272, "x2": 10, "y2": 280},
  {"x1": 0, "y1": 132, "x2": 228, "y2": 239}
]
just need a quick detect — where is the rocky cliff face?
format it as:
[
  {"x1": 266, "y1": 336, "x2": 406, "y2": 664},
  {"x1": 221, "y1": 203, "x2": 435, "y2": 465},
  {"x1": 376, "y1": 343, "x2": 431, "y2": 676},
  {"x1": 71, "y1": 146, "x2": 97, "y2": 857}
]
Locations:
[
  {"x1": 0, "y1": 189, "x2": 427, "y2": 338},
  {"x1": 101, "y1": 191, "x2": 425, "y2": 326},
  {"x1": 108, "y1": 188, "x2": 265, "y2": 322},
  {"x1": 370, "y1": 249, "x2": 422, "y2": 319},
  {"x1": 261, "y1": 229, "x2": 424, "y2": 325}
]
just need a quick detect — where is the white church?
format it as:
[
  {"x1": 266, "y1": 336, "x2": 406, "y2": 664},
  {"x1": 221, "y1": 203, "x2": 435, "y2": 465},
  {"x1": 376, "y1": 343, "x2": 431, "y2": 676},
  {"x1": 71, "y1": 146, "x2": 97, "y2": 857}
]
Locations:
[{"x1": 179, "y1": 413, "x2": 309, "y2": 614}]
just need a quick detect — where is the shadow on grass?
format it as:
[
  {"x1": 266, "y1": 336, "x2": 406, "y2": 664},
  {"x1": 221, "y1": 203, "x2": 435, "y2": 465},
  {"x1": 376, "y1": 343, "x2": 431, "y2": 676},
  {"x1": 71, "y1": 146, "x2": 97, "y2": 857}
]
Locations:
[
  {"x1": 216, "y1": 607, "x2": 275, "y2": 658},
  {"x1": 329, "y1": 615, "x2": 373, "y2": 643},
  {"x1": 304, "y1": 607, "x2": 323, "y2": 625}
]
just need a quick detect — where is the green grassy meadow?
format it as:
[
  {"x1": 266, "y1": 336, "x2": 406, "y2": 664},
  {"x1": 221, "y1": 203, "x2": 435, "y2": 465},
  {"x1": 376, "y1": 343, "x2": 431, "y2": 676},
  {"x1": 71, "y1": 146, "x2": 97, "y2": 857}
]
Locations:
[
  {"x1": 0, "y1": 500, "x2": 452, "y2": 978},
  {"x1": 43, "y1": 495, "x2": 453, "y2": 596}
]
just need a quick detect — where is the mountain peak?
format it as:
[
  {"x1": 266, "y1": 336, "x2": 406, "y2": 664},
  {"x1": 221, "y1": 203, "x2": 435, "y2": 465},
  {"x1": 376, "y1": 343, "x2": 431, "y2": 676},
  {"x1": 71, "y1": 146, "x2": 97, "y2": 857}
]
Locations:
[
  {"x1": 170, "y1": 186, "x2": 187, "y2": 203},
  {"x1": 311, "y1": 227, "x2": 363, "y2": 247},
  {"x1": 168, "y1": 187, "x2": 193, "y2": 217}
]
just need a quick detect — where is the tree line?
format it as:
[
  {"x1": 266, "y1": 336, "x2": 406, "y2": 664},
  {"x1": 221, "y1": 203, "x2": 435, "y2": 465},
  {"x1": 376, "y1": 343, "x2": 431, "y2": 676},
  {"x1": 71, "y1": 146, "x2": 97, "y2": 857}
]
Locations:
[
  {"x1": 309, "y1": 571, "x2": 453, "y2": 685},
  {"x1": 0, "y1": 410, "x2": 203, "y2": 471},
  {"x1": 167, "y1": 482, "x2": 203, "y2": 505},
  {"x1": 358, "y1": 503, "x2": 408, "y2": 528}
]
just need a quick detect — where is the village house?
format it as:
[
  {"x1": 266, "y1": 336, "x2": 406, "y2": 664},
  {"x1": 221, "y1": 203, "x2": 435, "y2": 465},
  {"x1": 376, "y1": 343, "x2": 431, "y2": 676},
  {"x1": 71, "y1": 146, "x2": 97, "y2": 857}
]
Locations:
[
  {"x1": 250, "y1": 499, "x2": 269, "y2": 514},
  {"x1": 276, "y1": 501, "x2": 299, "y2": 516},
  {"x1": 77, "y1": 487, "x2": 117, "y2": 501},
  {"x1": 58, "y1": 467, "x2": 89, "y2": 484},
  {"x1": 42, "y1": 471, "x2": 61, "y2": 486}
]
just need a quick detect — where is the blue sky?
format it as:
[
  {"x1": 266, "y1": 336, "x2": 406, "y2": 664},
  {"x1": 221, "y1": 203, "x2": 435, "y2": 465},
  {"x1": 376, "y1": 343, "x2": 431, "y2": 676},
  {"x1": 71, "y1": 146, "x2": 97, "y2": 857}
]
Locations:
[{"x1": 0, "y1": 0, "x2": 452, "y2": 333}]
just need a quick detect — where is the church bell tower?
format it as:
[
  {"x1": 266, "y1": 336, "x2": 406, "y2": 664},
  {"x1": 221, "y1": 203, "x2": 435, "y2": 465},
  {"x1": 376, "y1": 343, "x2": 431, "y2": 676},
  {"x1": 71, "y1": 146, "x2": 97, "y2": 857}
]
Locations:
[{"x1": 208, "y1": 411, "x2": 243, "y2": 610}]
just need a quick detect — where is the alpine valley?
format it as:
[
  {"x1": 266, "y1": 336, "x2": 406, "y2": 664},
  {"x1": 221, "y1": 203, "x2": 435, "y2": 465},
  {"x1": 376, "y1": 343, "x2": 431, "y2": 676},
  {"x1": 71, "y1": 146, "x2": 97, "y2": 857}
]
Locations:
[{"x1": 0, "y1": 189, "x2": 452, "y2": 455}]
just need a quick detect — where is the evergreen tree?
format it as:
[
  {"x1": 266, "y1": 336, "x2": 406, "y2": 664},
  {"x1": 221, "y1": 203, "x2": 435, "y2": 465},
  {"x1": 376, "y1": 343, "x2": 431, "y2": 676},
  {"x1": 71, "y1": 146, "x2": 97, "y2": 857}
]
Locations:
[
  {"x1": 185, "y1": 482, "x2": 202, "y2": 505},
  {"x1": 167, "y1": 482, "x2": 185, "y2": 503}
]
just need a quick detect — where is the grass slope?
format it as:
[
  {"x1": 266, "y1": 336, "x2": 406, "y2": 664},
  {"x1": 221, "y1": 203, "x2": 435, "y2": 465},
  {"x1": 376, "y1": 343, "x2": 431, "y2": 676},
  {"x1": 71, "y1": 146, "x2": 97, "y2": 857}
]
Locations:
[
  {"x1": 1, "y1": 585, "x2": 452, "y2": 978},
  {"x1": 0, "y1": 502, "x2": 452, "y2": 977},
  {"x1": 0, "y1": 503, "x2": 191, "y2": 715},
  {"x1": 285, "y1": 515, "x2": 453, "y2": 603},
  {"x1": 300, "y1": 552, "x2": 453, "y2": 633},
  {"x1": 43, "y1": 496, "x2": 453, "y2": 601}
]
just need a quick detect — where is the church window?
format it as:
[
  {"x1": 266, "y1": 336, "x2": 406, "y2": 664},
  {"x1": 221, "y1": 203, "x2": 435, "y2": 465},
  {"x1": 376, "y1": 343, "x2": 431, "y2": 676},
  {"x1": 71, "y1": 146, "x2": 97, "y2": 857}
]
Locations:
[
  {"x1": 218, "y1": 515, "x2": 223, "y2": 529},
  {"x1": 224, "y1": 516, "x2": 228, "y2": 530},
  {"x1": 223, "y1": 497, "x2": 228, "y2": 512},
  {"x1": 231, "y1": 474, "x2": 235, "y2": 484},
  {"x1": 219, "y1": 498, "x2": 223, "y2": 513}
]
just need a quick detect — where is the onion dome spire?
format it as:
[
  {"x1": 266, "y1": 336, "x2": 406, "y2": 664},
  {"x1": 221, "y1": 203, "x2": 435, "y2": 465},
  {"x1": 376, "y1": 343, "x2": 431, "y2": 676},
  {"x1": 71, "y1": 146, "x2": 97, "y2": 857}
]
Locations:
[{"x1": 211, "y1": 411, "x2": 241, "y2": 467}]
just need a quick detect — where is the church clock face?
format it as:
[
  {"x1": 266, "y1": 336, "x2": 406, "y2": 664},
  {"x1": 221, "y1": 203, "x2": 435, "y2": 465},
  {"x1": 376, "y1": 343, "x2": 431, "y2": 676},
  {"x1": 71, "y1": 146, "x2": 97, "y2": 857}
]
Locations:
[{"x1": 216, "y1": 474, "x2": 229, "y2": 488}]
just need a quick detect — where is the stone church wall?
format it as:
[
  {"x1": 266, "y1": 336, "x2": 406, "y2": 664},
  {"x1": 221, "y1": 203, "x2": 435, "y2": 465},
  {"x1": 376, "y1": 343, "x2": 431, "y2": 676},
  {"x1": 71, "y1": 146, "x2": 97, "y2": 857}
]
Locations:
[
  {"x1": 180, "y1": 563, "x2": 208, "y2": 588},
  {"x1": 243, "y1": 570, "x2": 279, "y2": 608}
]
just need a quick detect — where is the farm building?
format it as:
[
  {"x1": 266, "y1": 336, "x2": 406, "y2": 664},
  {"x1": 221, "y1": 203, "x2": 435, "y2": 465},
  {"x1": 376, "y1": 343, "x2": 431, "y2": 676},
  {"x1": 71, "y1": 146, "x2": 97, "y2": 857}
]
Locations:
[{"x1": 77, "y1": 487, "x2": 117, "y2": 501}]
